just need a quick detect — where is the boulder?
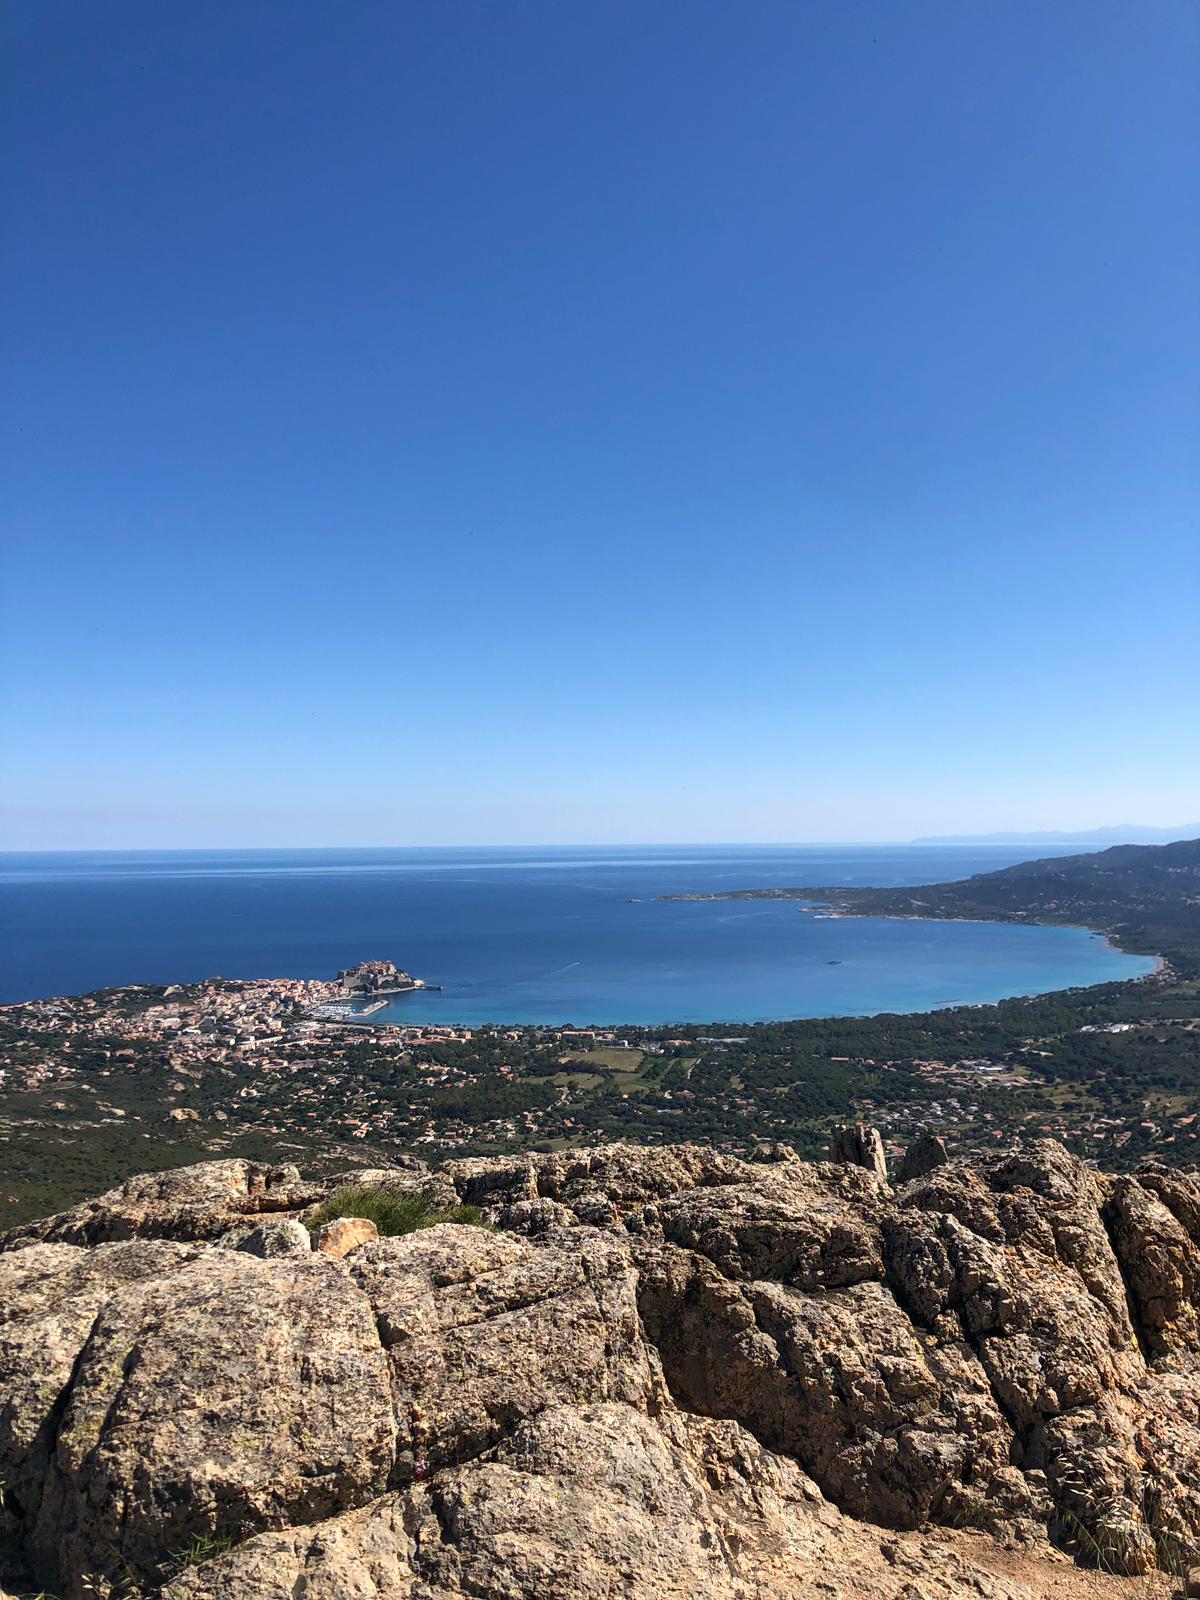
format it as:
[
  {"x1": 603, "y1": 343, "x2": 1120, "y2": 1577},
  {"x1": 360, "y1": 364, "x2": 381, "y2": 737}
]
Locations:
[
  {"x1": 315, "y1": 1215, "x2": 379, "y2": 1258},
  {"x1": 655, "y1": 1160, "x2": 885, "y2": 1287},
  {"x1": 348, "y1": 1223, "x2": 662, "y2": 1478},
  {"x1": 444, "y1": 1141, "x2": 755, "y2": 1221},
  {"x1": 0, "y1": 1242, "x2": 395, "y2": 1598},
  {"x1": 218, "y1": 1218, "x2": 312, "y2": 1257},
  {"x1": 1104, "y1": 1171, "x2": 1200, "y2": 1356}
]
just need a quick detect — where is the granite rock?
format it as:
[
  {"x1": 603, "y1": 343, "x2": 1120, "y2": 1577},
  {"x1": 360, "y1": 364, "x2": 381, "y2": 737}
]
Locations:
[{"x1": 0, "y1": 1139, "x2": 1194, "y2": 1598}]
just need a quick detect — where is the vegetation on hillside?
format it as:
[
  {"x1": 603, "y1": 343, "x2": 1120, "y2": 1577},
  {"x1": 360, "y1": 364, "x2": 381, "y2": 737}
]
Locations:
[{"x1": 304, "y1": 1184, "x2": 487, "y2": 1236}]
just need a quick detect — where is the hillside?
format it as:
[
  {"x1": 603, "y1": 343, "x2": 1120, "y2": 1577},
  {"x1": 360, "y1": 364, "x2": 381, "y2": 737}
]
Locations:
[
  {"x1": 673, "y1": 838, "x2": 1200, "y2": 976},
  {"x1": 0, "y1": 1137, "x2": 1195, "y2": 1598}
]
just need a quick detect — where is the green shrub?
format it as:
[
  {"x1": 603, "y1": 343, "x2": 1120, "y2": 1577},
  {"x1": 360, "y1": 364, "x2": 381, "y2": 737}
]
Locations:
[{"x1": 304, "y1": 1184, "x2": 488, "y2": 1237}]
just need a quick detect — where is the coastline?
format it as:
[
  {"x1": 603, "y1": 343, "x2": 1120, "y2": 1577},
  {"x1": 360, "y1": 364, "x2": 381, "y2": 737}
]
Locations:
[
  {"x1": 0, "y1": 911, "x2": 1166, "y2": 1028},
  {"x1": 312, "y1": 923, "x2": 1160, "y2": 1031},
  {"x1": 797, "y1": 908, "x2": 1169, "y2": 984},
  {"x1": 3, "y1": 841, "x2": 1188, "y2": 1022},
  {"x1": 659, "y1": 888, "x2": 1174, "y2": 989},
  {"x1": 1, "y1": 839, "x2": 1194, "y2": 1226}
]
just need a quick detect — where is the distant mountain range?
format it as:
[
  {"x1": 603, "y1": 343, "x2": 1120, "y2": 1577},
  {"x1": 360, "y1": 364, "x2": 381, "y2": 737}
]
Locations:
[{"x1": 913, "y1": 824, "x2": 1199, "y2": 846}]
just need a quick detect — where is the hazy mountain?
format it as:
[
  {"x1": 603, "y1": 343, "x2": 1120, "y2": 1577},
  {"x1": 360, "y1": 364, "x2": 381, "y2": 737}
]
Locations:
[{"x1": 913, "y1": 823, "x2": 1200, "y2": 845}]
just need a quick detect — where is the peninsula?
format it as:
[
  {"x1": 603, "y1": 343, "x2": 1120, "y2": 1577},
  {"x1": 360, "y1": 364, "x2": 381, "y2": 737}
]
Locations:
[
  {"x1": 335, "y1": 959, "x2": 430, "y2": 997},
  {"x1": 663, "y1": 837, "x2": 1200, "y2": 979}
]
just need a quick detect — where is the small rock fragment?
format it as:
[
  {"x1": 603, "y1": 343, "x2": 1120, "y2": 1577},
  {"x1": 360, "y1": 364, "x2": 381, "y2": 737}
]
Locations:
[{"x1": 223, "y1": 1218, "x2": 312, "y2": 1258}]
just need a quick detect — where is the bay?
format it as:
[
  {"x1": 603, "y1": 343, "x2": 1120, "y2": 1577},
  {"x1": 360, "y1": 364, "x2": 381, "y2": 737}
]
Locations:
[{"x1": 0, "y1": 843, "x2": 1156, "y2": 1021}]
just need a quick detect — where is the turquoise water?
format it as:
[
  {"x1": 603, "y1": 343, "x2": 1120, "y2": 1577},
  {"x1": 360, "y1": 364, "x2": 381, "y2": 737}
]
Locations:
[{"x1": 0, "y1": 844, "x2": 1155, "y2": 1022}]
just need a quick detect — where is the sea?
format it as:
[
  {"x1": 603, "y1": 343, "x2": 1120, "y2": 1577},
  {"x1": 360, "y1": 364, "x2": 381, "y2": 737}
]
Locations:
[{"x1": 0, "y1": 844, "x2": 1157, "y2": 1024}]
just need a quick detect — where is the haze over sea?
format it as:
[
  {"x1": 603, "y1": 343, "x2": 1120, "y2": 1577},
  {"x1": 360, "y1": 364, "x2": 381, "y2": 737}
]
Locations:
[{"x1": 0, "y1": 844, "x2": 1156, "y2": 1022}]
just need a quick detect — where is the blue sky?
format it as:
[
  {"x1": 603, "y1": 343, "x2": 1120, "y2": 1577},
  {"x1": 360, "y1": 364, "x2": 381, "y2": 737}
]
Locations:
[{"x1": 2, "y1": 0, "x2": 1197, "y2": 847}]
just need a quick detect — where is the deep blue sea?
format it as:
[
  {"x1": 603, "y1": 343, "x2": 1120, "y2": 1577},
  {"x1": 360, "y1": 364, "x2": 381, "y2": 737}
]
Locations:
[{"x1": 0, "y1": 844, "x2": 1155, "y2": 1023}]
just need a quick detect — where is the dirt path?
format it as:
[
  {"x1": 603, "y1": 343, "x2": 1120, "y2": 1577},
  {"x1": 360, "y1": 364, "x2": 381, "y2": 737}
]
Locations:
[{"x1": 919, "y1": 1530, "x2": 1180, "y2": 1600}]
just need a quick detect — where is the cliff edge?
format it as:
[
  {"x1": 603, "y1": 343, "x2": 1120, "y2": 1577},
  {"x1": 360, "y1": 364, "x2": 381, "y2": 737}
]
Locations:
[{"x1": 1, "y1": 1138, "x2": 1196, "y2": 1599}]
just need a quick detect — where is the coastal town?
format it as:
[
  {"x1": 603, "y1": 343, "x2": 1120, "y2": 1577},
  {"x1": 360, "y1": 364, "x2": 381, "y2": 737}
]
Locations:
[{"x1": 2, "y1": 948, "x2": 1197, "y2": 1228}]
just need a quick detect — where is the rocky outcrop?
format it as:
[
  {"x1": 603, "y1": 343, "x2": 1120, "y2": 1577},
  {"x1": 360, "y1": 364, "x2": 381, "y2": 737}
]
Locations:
[
  {"x1": 0, "y1": 1140, "x2": 1195, "y2": 1599},
  {"x1": 163, "y1": 1406, "x2": 1098, "y2": 1600},
  {"x1": 0, "y1": 1156, "x2": 453, "y2": 1254},
  {"x1": 0, "y1": 1240, "x2": 396, "y2": 1596},
  {"x1": 347, "y1": 1222, "x2": 660, "y2": 1482},
  {"x1": 0, "y1": 1158, "x2": 324, "y2": 1249},
  {"x1": 1104, "y1": 1168, "x2": 1200, "y2": 1357},
  {"x1": 831, "y1": 1121, "x2": 890, "y2": 1184},
  {"x1": 895, "y1": 1131, "x2": 951, "y2": 1185}
]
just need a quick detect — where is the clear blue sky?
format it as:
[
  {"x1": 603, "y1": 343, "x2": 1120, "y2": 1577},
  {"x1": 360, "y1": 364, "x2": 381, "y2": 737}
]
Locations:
[{"x1": 2, "y1": 0, "x2": 1197, "y2": 847}]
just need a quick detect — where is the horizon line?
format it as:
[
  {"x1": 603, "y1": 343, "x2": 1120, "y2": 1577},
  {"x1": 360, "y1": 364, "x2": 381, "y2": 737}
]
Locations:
[{"x1": 3, "y1": 832, "x2": 1197, "y2": 857}]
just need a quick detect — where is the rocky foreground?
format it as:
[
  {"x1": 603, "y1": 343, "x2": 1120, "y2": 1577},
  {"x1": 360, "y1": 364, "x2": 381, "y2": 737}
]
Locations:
[{"x1": 0, "y1": 1137, "x2": 1197, "y2": 1600}]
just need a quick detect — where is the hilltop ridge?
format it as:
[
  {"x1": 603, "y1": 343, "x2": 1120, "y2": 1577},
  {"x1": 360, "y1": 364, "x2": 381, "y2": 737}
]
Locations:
[{"x1": 0, "y1": 1135, "x2": 1196, "y2": 1598}]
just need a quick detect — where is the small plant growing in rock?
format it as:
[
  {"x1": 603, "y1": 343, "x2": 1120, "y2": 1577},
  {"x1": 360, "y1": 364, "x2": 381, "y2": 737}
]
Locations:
[
  {"x1": 1141, "y1": 1476, "x2": 1196, "y2": 1580},
  {"x1": 1054, "y1": 1482, "x2": 1156, "y2": 1578},
  {"x1": 164, "y1": 1531, "x2": 238, "y2": 1576},
  {"x1": 304, "y1": 1184, "x2": 488, "y2": 1237}
]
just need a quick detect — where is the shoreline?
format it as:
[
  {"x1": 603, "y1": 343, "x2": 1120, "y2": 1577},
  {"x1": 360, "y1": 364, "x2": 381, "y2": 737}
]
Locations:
[
  {"x1": 660, "y1": 890, "x2": 1173, "y2": 986},
  {"x1": 2, "y1": 916, "x2": 1165, "y2": 1029},
  {"x1": 311, "y1": 940, "x2": 1163, "y2": 1033},
  {"x1": 0, "y1": 933, "x2": 1167, "y2": 1029},
  {"x1": 799, "y1": 907, "x2": 1169, "y2": 980}
]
